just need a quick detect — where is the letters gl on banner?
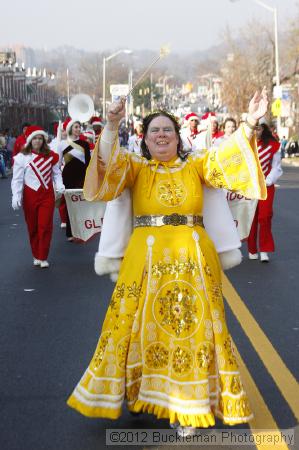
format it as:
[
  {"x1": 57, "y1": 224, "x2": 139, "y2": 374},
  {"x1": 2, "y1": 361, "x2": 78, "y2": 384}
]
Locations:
[{"x1": 64, "y1": 189, "x2": 106, "y2": 242}]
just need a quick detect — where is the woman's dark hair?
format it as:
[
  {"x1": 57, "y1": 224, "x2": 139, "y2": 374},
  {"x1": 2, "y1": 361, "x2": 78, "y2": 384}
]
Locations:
[
  {"x1": 223, "y1": 117, "x2": 237, "y2": 129},
  {"x1": 22, "y1": 135, "x2": 50, "y2": 155},
  {"x1": 140, "y1": 111, "x2": 188, "y2": 161},
  {"x1": 260, "y1": 123, "x2": 278, "y2": 145}
]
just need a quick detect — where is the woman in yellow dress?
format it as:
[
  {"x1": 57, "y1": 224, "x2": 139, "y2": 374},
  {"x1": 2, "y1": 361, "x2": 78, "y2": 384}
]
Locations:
[{"x1": 67, "y1": 90, "x2": 268, "y2": 434}]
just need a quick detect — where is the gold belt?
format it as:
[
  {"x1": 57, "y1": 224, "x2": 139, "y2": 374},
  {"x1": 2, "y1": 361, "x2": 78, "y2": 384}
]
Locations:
[{"x1": 134, "y1": 213, "x2": 204, "y2": 228}]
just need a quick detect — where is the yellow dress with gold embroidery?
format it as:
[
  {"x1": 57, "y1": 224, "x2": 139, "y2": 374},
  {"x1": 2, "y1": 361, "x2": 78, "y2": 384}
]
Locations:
[{"x1": 67, "y1": 125, "x2": 266, "y2": 427}]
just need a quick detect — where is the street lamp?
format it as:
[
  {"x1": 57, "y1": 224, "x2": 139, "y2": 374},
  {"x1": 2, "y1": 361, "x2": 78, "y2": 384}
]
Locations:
[
  {"x1": 230, "y1": 0, "x2": 281, "y2": 134},
  {"x1": 102, "y1": 49, "x2": 132, "y2": 120}
]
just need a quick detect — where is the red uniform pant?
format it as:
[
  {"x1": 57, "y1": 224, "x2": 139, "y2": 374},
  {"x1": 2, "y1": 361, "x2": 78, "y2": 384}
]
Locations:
[
  {"x1": 59, "y1": 195, "x2": 67, "y2": 223},
  {"x1": 23, "y1": 185, "x2": 55, "y2": 260},
  {"x1": 247, "y1": 185, "x2": 275, "y2": 254}
]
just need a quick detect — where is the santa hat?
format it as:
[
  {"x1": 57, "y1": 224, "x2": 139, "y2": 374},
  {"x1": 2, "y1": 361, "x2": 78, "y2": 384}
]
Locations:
[
  {"x1": 90, "y1": 116, "x2": 103, "y2": 128},
  {"x1": 63, "y1": 117, "x2": 80, "y2": 135},
  {"x1": 25, "y1": 125, "x2": 48, "y2": 146},
  {"x1": 201, "y1": 112, "x2": 217, "y2": 122},
  {"x1": 184, "y1": 112, "x2": 199, "y2": 123},
  {"x1": 83, "y1": 130, "x2": 96, "y2": 143}
]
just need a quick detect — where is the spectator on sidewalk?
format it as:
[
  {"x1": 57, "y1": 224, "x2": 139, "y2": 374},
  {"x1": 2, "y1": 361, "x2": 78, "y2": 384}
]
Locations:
[
  {"x1": 280, "y1": 136, "x2": 288, "y2": 159},
  {"x1": 285, "y1": 136, "x2": 299, "y2": 158},
  {"x1": 4, "y1": 129, "x2": 16, "y2": 168},
  {"x1": 0, "y1": 133, "x2": 7, "y2": 178}
]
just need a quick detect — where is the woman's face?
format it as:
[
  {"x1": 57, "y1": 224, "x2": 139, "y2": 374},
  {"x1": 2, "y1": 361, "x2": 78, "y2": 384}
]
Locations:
[
  {"x1": 190, "y1": 119, "x2": 198, "y2": 131},
  {"x1": 211, "y1": 120, "x2": 218, "y2": 133},
  {"x1": 255, "y1": 125, "x2": 263, "y2": 140},
  {"x1": 31, "y1": 135, "x2": 44, "y2": 151},
  {"x1": 136, "y1": 124, "x2": 143, "y2": 135},
  {"x1": 144, "y1": 116, "x2": 179, "y2": 162},
  {"x1": 71, "y1": 122, "x2": 81, "y2": 138},
  {"x1": 224, "y1": 120, "x2": 236, "y2": 136}
]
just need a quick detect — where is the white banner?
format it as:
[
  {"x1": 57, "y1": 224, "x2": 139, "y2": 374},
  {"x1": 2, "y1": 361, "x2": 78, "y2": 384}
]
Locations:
[
  {"x1": 226, "y1": 192, "x2": 258, "y2": 241},
  {"x1": 64, "y1": 189, "x2": 106, "y2": 242}
]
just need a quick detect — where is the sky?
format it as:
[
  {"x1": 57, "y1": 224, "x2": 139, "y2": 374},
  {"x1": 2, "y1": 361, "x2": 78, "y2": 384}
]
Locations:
[{"x1": 1, "y1": 0, "x2": 298, "y2": 53}]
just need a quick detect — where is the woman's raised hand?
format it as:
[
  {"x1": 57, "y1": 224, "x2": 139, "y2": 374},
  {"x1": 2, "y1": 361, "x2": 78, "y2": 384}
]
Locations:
[
  {"x1": 107, "y1": 96, "x2": 126, "y2": 127},
  {"x1": 247, "y1": 87, "x2": 269, "y2": 123}
]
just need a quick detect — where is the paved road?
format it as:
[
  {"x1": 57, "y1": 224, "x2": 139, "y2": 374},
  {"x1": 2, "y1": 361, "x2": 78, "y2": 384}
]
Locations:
[
  {"x1": 226, "y1": 164, "x2": 299, "y2": 429},
  {"x1": 0, "y1": 165, "x2": 298, "y2": 450}
]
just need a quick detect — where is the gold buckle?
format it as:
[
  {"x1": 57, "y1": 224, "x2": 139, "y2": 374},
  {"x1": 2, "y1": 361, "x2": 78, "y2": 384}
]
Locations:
[{"x1": 162, "y1": 213, "x2": 187, "y2": 226}]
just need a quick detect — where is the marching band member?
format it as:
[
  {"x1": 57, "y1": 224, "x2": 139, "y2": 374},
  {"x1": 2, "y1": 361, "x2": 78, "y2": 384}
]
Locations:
[
  {"x1": 180, "y1": 112, "x2": 203, "y2": 152},
  {"x1": 128, "y1": 120, "x2": 143, "y2": 154},
  {"x1": 49, "y1": 122, "x2": 68, "y2": 228},
  {"x1": 214, "y1": 117, "x2": 237, "y2": 146},
  {"x1": 50, "y1": 121, "x2": 68, "y2": 161},
  {"x1": 61, "y1": 118, "x2": 91, "y2": 241},
  {"x1": 90, "y1": 116, "x2": 104, "y2": 139},
  {"x1": 83, "y1": 130, "x2": 96, "y2": 151},
  {"x1": 12, "y1": 122, "x2": 31, "y2": 162},
  {"x1": 67, "y1": 89, "x2": 268, "y2": 435},
  {"x1": 201, "y1": 112, "x2": 224, "y2": 143},
  {"x1": 247, "y1": 120, "x2": 282, "y2": 262},
  {"x1": 11, "y1": 125, "x2": 65, "y2": 267}
]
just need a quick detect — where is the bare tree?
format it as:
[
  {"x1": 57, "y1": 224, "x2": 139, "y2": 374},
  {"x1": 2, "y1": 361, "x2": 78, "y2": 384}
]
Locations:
[
  {"x1": 78, "y1": 53, "x2": 103, "y2": 109},
  {"x1": 282, "y1": 5, "x2": 299, "y2": 131},
  {"x1": 220, "y1": 21, "x2": 275, "y2": 119}
]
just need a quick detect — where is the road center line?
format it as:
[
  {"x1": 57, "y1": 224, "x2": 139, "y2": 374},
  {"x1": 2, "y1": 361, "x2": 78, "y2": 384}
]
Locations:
[
  {"x1": 232, "y1": 339, "x2": 290, "y2": 450},
  {"x1": 222, "y1": 273, "x2": 299, "y2": 423}
]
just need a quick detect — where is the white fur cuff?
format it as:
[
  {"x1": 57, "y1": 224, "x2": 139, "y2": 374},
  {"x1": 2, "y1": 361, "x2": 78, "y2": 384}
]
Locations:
[
  {"x1": 94, "y1": 253, "x2": 122, "y2": 276},
  {"x1": 219, "y1": 249, "x2": 242, "y2": 271}
]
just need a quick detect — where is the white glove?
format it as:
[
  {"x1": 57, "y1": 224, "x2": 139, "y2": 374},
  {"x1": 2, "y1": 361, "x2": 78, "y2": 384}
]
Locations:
[
  {"x1": 265, "y1": 177, "x2": 272, "y2": 187},
  {"x1": 12, "y1": 197, "x2": 22, "y2": 210},
  {"x1": 56, "y1": 187, "x2": 65, "y2": 195},
  {"x1": 55, "y1": 188, "x2": 65, "y2": 203}
]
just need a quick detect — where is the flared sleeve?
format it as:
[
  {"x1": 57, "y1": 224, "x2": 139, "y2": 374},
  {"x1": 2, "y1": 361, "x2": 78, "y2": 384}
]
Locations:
[
  {"x1": 191, "y1": 124, "x2": 267, "y2": 200},
  {"x1": 83, "y1": 131, "x2": 146, "y2": 202}
]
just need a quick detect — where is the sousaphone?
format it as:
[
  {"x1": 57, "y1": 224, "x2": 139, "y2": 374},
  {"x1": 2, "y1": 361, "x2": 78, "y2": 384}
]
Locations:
[{"x1": 68, "y1": 93, "x2": 95, "y2": 123}]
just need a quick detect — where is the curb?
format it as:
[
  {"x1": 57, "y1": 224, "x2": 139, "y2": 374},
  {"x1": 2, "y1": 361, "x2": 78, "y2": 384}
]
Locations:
[{"x1": 282, "y1": 159, "x2": 299, "y2": 168}]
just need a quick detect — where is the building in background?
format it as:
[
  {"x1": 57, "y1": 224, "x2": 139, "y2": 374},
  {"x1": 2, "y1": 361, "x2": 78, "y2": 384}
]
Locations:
[{"x1": 0, "y1": 52, "x2": 67, "y2": 132}]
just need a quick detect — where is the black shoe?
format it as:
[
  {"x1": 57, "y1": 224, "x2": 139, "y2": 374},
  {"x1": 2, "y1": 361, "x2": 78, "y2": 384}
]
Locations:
[{"x1": 129, "y1": 411, "x2": 142, "y2": 416}]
